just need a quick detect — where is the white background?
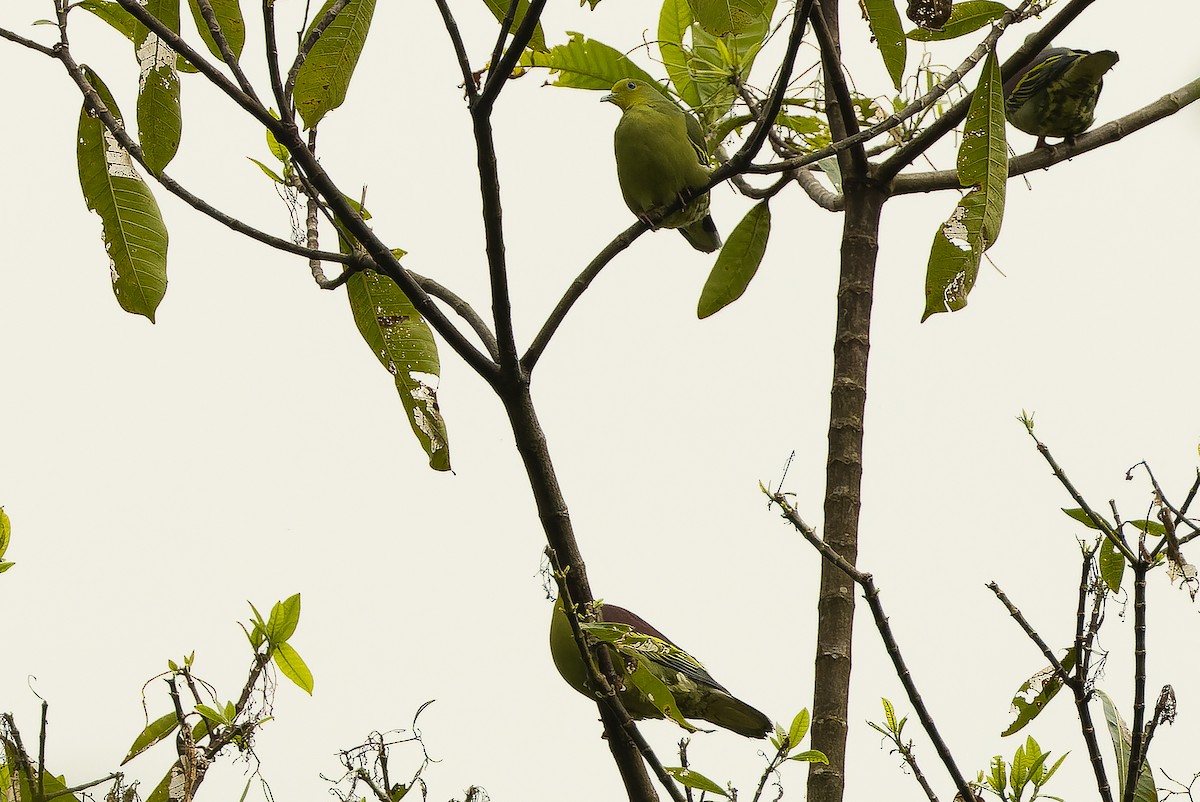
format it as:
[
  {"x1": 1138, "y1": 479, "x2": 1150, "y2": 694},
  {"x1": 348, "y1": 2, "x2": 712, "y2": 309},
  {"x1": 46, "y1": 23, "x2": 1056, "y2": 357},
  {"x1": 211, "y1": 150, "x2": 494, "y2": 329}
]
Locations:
[{"x1": 2, "y1": 1, "x2": 1199, "y2": 800}]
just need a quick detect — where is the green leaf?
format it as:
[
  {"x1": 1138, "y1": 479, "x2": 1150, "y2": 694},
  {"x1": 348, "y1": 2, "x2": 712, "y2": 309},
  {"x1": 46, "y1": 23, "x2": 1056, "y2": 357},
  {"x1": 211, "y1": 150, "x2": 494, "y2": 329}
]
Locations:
[
  {"x1": 188, "y1": 0, "x2": 246, "y2": 63},
  {"x1": 1062, "y1": 507, "x2": 1107, "y2": 530},
  {"x1": 687, "y1": 0, "x2": 771, "y2": 36},
  {"x1": 664, "y1": 767, "x2": 728, "y2": 797},
  {"x1": 347, "y1": 269, "x2": 451, "y2": 471},
  {"x1": 1100, "y1": 537, "x2": 1125, "y2": 593},
  {"x1": 0, "y1": 562, "x2": 13, "y2": 574},
  {"x1": 862, "y1": 0, "x2": 906, "y2": 89},
  {"x1": 1096, "y1": 690, "x2": 1157, "y2": 802},
  {"x1": 1040, "y1": 751, "x2": 1069, "y2": 785},
  {"x1": 658, "y1": 0, "x2": 701, "y2": 109},
  {"x1": 480, "y1": 0, "x2": 546, "y2": 52},
  {"x1": 921, "y1": 49, "x2": 1006, "y2": 321},
  {"x1": 907, "y1": 1, "x2": 1009, "y2": 41},
  {"x1": 273, "y1": 641, "x2": 314, "y2": 694},
  {"x1": 788, "y1": 749, "x2": 829, "y2": 763},
  {"x1": 195, "y1": 703, "x2": 231, "y2": 725},
  {"x1": 1001, "y1": 648, "x2": 1075, "y2": 736},
  {"x1": 698, "y1": 201, "x2": 771, "y2": 318},
  {"x1": 0, "y1": 507, "x2": 11, "y2": 559},
  {"x1": 247, "y1": 157, "x2": 285, "y2": 183},
  {"x1": 519, "y1": 32, "x2": 657, "y2": 90},
  {"x1": 77, "y1": 67, "x2": 169, "y2": 322},
  {"x1": 1128, "y1": 519, "x2": 1168, "y2": 537},
  {"x1": 145, "y1": 765, "x2": 184, "y2": 802},
  {"x1": 121, "y1": 712, "x2": 179, "y2": 765},
  {"x1": 787, "y1": 708, "x2": 810, "y2": 750},
  {"x1": 266, "y1": 593, "x2": 301, "y2": 644},
  {"x1": 294, "y1": 0, "x2": 376, "y2": 128},
  {"x1": 688, "y1": 5, "x2": 774, "y2": 120},
  {"x1": 626, "y1": 656, "x2": 699, "y2": 732},
  {"x1": 78, "y1": 0, "x2": 138, "y2": 41},
  {"x1": 134, "y1": 0, "x2": 183, "y2": 173},
  {"x1": 880, "y1": 698, "x2": 899, "y2": 735}
]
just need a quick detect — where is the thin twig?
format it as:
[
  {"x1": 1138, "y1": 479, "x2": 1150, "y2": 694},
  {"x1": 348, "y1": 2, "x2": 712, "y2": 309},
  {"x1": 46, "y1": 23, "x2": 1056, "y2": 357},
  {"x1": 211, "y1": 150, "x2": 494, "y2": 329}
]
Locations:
[
  {"x1": 195, "y1": 0, "x2": 258, "y2": 101},
  {"x1": 767, "y1": 489, "x2": 975, "y2": 801},
  {"x1": 1021, "y1": 423, "x2": 1137, "y2": 563},
  {"x1": 987, "y1": 583, "x2": 1072, "y2": 685},
  {"x1": 433, "y1": 0, "x2": 479, "y2": 99},
  {"x1": 263, "y1": 0, "x2": 288, "y2": 115}
]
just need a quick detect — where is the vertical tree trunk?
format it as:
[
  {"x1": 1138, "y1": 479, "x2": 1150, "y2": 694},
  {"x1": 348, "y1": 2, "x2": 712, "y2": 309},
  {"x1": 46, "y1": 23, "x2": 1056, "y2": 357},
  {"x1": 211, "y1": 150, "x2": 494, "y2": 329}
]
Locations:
[{"x1": 806, "y1": 177, "x2": 887, "y2": 802}]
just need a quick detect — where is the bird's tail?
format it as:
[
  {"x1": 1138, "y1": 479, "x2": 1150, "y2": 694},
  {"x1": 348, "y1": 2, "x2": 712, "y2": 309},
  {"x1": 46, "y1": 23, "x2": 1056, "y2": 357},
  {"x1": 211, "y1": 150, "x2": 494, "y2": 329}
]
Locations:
[
  {"x1": 680, "y1": 214, "x2": 722, "y2": 253},
  {"x1": 703, "y1": 692, "x2": 773, "y2": 739},
  {"x1": 1069, "y1": 50, "x2": 1119, "y2": 84}
]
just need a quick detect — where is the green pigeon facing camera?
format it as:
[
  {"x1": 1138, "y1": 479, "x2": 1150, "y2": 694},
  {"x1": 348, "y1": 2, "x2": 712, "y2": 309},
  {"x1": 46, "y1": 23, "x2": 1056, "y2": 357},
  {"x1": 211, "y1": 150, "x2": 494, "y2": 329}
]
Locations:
[
  {"x1": 1004, "y1": 46, "x2": 1119, "y2": 148},
  {"x1": 550, "y1": 598, "x2": 772, "y2": 738},
  {"x1": 602, "y1": 79, "x2": 722, "y2": 253}
]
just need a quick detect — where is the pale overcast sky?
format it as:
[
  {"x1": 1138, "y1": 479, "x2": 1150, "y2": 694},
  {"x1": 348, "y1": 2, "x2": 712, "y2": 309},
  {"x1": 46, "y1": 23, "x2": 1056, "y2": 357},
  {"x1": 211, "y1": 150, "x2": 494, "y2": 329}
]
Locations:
[{"x1": 2, "y1": 2, "x2": 1199, "y2": 801}]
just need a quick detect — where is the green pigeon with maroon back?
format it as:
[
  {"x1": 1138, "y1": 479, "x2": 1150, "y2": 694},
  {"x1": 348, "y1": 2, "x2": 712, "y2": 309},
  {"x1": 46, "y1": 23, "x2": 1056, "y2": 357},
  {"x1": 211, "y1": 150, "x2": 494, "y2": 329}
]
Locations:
[{"x1": 550, "y1": 598, "x2": 772, "y2": 738}]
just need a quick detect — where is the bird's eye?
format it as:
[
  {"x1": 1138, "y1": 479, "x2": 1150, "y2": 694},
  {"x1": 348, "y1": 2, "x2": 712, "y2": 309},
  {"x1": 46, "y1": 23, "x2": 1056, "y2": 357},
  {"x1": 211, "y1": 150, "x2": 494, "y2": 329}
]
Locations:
[{"x1": 625, "y1": 81, "x2": 636, "y2": 90}]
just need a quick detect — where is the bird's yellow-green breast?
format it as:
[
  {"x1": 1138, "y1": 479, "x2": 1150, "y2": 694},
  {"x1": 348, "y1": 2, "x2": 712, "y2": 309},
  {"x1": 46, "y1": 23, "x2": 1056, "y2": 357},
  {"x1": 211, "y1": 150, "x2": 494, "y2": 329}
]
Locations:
[{"x1": 602, "y1": 79, "x2": 722, "y2": 253}]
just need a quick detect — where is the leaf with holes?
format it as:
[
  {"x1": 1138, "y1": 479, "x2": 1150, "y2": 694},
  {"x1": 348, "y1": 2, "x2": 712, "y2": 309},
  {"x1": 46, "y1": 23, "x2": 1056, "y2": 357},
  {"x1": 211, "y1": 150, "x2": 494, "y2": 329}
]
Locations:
[
  {"x1": 348, "y1": 268, "x2": 451, "y2": 471},
  {"x1": 77, "y1": 67, "x2": 169, "y2": 321},
  {"x1": 921, "y1": 49, "x2": 1005, "y2": 321}
]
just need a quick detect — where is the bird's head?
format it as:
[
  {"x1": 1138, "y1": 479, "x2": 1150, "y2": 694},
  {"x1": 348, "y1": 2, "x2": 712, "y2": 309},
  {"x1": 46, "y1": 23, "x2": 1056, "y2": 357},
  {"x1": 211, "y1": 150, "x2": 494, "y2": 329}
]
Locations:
[{"x1": 601, "y1": 78, "x2": 660, "y2": 111}]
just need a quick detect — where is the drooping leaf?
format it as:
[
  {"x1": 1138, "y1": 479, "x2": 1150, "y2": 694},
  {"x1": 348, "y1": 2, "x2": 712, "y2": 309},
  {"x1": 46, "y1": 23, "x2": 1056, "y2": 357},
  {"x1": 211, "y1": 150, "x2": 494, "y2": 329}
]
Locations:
[
  {"x1": 862, "y1": 0, "x2": 906, "y2": 89},
  {"x1": 658, "y1": 0, "x2": 701, "y2": 109},
  {"x1": 698, "y1": 201, "x2": 771, "y2": 318},
  {"x1": 294, "y1": 0, "x2": 377, "y2": 128},
  {"x1": 1096, "y1": 690, "x2": 1157, "y2": 802},
  {"x1": 519, "y1": 32, "x2": 656, "y2": 90},
  {"x1": 121, "y1": 713, "x2": 179, "y2": 765},
  {"x1": 273, "y1": 642, "x2": 314, "y2": 694},
  {"x1": 1001, "y1": 648, "x2": 1075, "y2": 736},
  {"x1": 921, "y1": 49, "x2": 1006, "y2": 321},
  {"x1": 77, "y1": 67, "x2": 169, "y2": 321},
  {"x1": 907, "y1": 1, "x2": 1009, "y2": 41},
  {"x1": 134, "y1": 0, "x2": 183, "y2": 173},
  {"x1": 479, "y1": 0, "x2": 547, "y2": 52},
  {"x1": 1099, "y1": 537, "x2": 1125, "y2": 593},
  {"x1": 664, "y1": 767, "x2": 728, "y2": 797},
  {"x1": 188, "y1": 0, "x2": 246, "y2": 62},
  {"x1": 348, "y1": 269, "x2": 451, "y2": 471}
]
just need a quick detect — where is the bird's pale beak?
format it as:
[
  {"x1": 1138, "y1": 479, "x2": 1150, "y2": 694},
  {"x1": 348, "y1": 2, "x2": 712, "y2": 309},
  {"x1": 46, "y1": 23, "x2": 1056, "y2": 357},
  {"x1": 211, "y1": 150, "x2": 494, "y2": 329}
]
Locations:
[{"x1": 600, "y1": 92, "x2": 615, "y2": 103}]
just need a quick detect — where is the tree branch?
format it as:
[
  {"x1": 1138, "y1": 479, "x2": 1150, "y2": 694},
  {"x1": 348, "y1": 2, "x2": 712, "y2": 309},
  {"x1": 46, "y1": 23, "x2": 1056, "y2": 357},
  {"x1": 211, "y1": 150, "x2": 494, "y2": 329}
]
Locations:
[
  {"x1": 891, "y1": 78, "x2": 1200, "y2": 195},
  {"x1": 51, "y1": 43, "x2": 350, "y2": 264},
  {"x1": 521, "y1": 222, "x2": 643, "y2": 373},
  {"x1": 878, "y1": 0, "x2": 1101, "y2": 180}
]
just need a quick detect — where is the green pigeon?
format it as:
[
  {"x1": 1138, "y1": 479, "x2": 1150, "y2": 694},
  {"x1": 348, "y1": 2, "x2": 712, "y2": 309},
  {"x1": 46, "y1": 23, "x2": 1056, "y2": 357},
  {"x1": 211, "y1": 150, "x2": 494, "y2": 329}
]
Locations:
[
  {"x1": 602, "y1": 79, "x2": 722, "y2": 253},
  {"x1": 1004, "y1": 47, "x2": 1119, "y2": 148},
  {"x1": 550, "y1": 598, "x2": 772, "y2": 738}
]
